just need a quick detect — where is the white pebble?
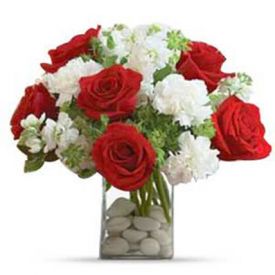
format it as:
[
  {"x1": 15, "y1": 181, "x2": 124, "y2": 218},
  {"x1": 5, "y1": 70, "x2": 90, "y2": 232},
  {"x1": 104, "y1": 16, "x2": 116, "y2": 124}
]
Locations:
[
  {"x1": 107, "y1": 198, "x2": 136, "y2": 217},
  {"x1": 160, "y1": 244, "x2": 173, "y2": 258},
  {"x1": 149, "y1": 206, "x2": 167, "y2": 223},
  {"x1": 101, "y1": 237, "x2": 129, "y2": 256},
  {"x1": 161, "y1": 223, "x2": 171, "y2": 231},
  {"x1": 151, "y1": 229, "x2": 171, "y2": 246},
  {"x1": 129, "y1": 242, "x2": 140, "y2": 251},
  {"x1": 140, "y1": 238, "x2": 160, "y2": 256},
  {"x1": 133, "y1": 217, "x2": 160, "y2": 231},
  {"x1": 122, "y1": 229, "x2": 148, "y2": 243},
  {"x1": 106, "y1": 217, "x2": 131, "y2": 233}
]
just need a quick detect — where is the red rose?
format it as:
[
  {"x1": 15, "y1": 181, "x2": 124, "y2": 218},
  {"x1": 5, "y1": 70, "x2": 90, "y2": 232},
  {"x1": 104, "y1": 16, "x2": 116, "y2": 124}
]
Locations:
[
  {"x1": 92, "y1": 123, "x2": 156, "y2": 191},
  {"x1": 77, "y1": 65, "x2": 142, "y2": 121},
  {"x1": 10, "y1": 83, "x2": 58, "y2": 139},
  {"x1": 41, "y1": 26, "x2": 100, "y2": 73},
  {"x1": 176, "y1": 41, "x2": 234, "y2": 92},
  {"x1": 212, "y1": 96, "x2": 271, "y2": 160}
]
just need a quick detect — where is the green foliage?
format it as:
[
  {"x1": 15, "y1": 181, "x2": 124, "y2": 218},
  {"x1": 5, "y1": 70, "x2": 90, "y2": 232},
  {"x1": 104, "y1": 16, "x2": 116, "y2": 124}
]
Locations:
[
  {"x1": 209, "y1": 93, "x2": 226, "y2": 111},
  {"x1": 80, "y1": 54, "x2": 92, "y2": 62},
  {"x1": 191, "y1": 119, "x2": 216, "y2": 139},
  {"x1": 24, "y1": 152, "x2": 46, "y2": 173},
  {"x1": 61, "y1": 100, "x2": 109, "y2": 140},
  {"x1": 132, "y1": 104, "x2": 182, "y2": 165},
  {"x1": 61, "y1": 144, "x2": 85, "y2": 170},
  {"x1": 153, "y1": 65, "x2": 172, "y2": 84},
  {"x1": 147, "y1": 24, "x2": 161, "y2": 36},
  {"x1": 89, "y1": 37, "x2": 104, "y2": 64},
  {"x1": 120, "y1": 56, "x2": 128, "y2": 65},
  {"x1": 102, "y1": 55, "x2": 117, "y2": 68},
  {"x1": 167, "y1": 30, "x2": 190, "y2": 51},
  {"x1": 114, "y1": 24, "x2": 126, "y2": 31},
  {"x1": 89, "y1": 37, "x2": 117, "y2": 68},
  {"x1": 78, "y1": 168, "x2": 96, "y2": 179},
  {"x1": 107, "y1": 35, "x2": 116, "y2": 49},
  {"x1": 237, "y1": 72, "x2": 252, "y2": 85}
]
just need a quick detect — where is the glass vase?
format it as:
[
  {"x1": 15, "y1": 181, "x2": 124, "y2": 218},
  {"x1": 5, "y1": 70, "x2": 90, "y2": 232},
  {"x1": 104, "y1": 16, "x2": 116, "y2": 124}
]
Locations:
[{"x1": 99, "y1": 172, "x2": 174, "y2": 259}]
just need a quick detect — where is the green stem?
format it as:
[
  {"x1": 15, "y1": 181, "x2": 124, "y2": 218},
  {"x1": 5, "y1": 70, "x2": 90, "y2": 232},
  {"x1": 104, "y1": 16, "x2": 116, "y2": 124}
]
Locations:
[
  {"x1": 152, "y1": 187, "x2": 160, "y2": 205},
  {"x1": 145, "y1": 176, "x2": 153, "y2": 215},
  {"x1": 153, "y1": 169, "x2": 171, "y2": 224},
  {"x1": 139, "y1": 187, "x2": 146, "y2": 216},
  {"x1": 160, "y1": 173, "x2": 171, "y2": 207},
  {"x1": 130, "y1": 191, "x2": 141, "y2": 216}
]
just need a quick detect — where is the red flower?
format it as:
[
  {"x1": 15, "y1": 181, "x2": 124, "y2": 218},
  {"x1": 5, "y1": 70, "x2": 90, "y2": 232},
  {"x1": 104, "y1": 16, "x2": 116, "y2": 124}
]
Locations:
[
  {"x1": 92, "y1": 123, "x2": 156, "y2": 191},
  {"x1": 77, "y1": 65, "x2": 142, "y2": 121},
  {"x1": 176, "y1": 41, "x2": 234, "y2": 92},
  {"x1": 212, "y1": 96, "x2": 271, "y2": 160},
  {"x1": 41, "y1": 26, "x2": 100, "y2": 73},
  {"x1": 10, "y1": 83, "x2": 58, "y2": 139}
]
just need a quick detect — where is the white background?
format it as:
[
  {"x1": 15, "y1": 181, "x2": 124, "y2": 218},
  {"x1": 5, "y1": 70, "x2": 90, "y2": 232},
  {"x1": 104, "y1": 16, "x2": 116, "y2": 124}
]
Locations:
[{"x1": 0, "y1": 0, "x2": 275, "y2": 274}]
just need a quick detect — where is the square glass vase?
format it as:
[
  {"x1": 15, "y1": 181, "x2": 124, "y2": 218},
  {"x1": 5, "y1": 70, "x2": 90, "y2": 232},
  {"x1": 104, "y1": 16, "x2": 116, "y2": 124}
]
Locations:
[{"x1": 99, "y1": 174, "x2": 174, "y2": 259}]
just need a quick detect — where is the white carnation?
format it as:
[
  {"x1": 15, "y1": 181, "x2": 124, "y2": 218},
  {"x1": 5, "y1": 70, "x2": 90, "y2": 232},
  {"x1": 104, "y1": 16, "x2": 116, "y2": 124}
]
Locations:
[
  {"x1": 41, "y1": 112, "x2": 79, "y2": 153},
  {"x1": 42, "y1": 58, "x2": 102, "y2": 106},
  {"x1": 162, "y1": 153, "x2": 192, "y2": 185},
  {"x1": 178, "y1": 132, "x2": 219, "y2": 180},
  {"x1": 153, "y1": 74, "x2": 213, "y2": 126}
]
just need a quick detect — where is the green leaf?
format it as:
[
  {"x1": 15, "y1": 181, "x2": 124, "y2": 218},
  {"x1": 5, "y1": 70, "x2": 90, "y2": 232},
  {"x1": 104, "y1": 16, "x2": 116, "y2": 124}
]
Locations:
[
  {"x1": 99, "y1": 114, "x2": 109, "y2": 132},
  {"x1": 78, "y1": 168, "x2": 96, "y2": 179},
  {"x1": 209, "y1": 93, "x2": 226, "y2": 111},
  {"x1": 24, "y1": 152, "x2": 46, "y2": 173},
  {"x1": 103, "y1": 55, "x2": 117, "y2": 68},
  {"x1": 167, "y1": 30, "x2": 190, "y2": 51},
  {"x1": 153, "y1": 65, "x2": 172, "y2": 84},
  {"x1": 120, "y1": 56, "x2": 128, "y2": 65},
  {"x1": 89, "y1": 37, "x2": 104, "y2": 63},
  {"x1": 107, "y1": 35, "x2": 116, "y2": 49},
  {"x1": 45, "y1": 151, "x2": 58, "y2": 162},
  {"x1": 191, "y1": 119, "x2": 216, "y2": 139},
  {"x1": 17, "y1": 145, "x2": 30, "y2": 156},
  {"x1": 80, "y1": 54, "x2": 92, "y2": 62},
  {"x1": 132, "y1": 104, "x2": 182, "y2": 162},
  {"x1": 147, "y1": 24, "x2": 161, "y2": 36},
  {"x1": 105, "y1": 181, "x2": 112, "y2": 191},
  {"x1": 61, "y1": 144, "x2": 85, "y2": 170},
  {"x1": 114, "y1": 24, "x2": 126, "y2": 31}
]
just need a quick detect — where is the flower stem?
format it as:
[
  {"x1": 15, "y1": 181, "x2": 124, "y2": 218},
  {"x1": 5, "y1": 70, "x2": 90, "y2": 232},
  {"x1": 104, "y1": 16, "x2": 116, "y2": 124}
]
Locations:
[
  {"x1": 130, "y1": 191, "x2": 141, "y2": 216},
  {"x1": 153, "y1": 169, "x2": 171, "y2": 224},
  {"x1": 160, "y1": 173, "x2": 171, "y2": 207},
  {"x1": 144, "y1": 176, "x2": 153, "y2": 215}
]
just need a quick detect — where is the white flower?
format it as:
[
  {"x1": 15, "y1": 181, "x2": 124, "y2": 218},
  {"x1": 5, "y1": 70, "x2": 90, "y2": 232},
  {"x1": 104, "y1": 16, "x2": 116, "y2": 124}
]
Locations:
[
  {"x1": 98, "y1": 24, "x2": 133, "y2": 62},
  {"x1": 42, "y1": 58, "x2": 102, "y2": 106},
  {"x1": 19, "y1": 114, "x2": 45, "y2": 154},
  {"x1": 162, "y1": 152, "x2": 192, "y2": 185},
  {"x1": 126, "y1": 24, "x2": 182, "y2": 105},
  {"x1": 217, "y1": 73, "x2": 253, "y2": 101},
  {"x1": 20, "y1": 113, "x2": 45, "y2": 129},
  {"x1": 137, "y1": 82, "x2": 154, "y2": 107},
  {"x1": 127, "y1": 25, "x2": 172, "y2": 80},
  {"x1": 41, "y1": 112, "x2": 79, "y2": 153},
  {"x1": 178, "y1": 132, "x2": 219, "y2": 180},
  {"x1": 153, "y1": 74, "x2": 213, "y2": 126}
]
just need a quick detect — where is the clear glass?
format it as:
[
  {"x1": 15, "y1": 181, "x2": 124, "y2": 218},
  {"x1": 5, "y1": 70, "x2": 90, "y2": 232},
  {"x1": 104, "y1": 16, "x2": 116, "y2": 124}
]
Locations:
[{"x1": 99, "y1": 174, "x2": 174, "y2": 259}]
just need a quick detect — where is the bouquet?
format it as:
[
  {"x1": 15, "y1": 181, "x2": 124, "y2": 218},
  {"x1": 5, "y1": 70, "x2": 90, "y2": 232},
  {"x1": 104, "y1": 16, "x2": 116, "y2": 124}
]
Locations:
[{"x1": 11, "y1": 24, "x2": 272, "y2": 259}]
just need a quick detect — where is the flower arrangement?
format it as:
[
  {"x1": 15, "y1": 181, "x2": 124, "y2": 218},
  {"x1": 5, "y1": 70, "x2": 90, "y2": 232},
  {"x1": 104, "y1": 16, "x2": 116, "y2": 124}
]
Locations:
[{"x1": 11, "y1": 24, "x2": 271, "y2": 259}]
